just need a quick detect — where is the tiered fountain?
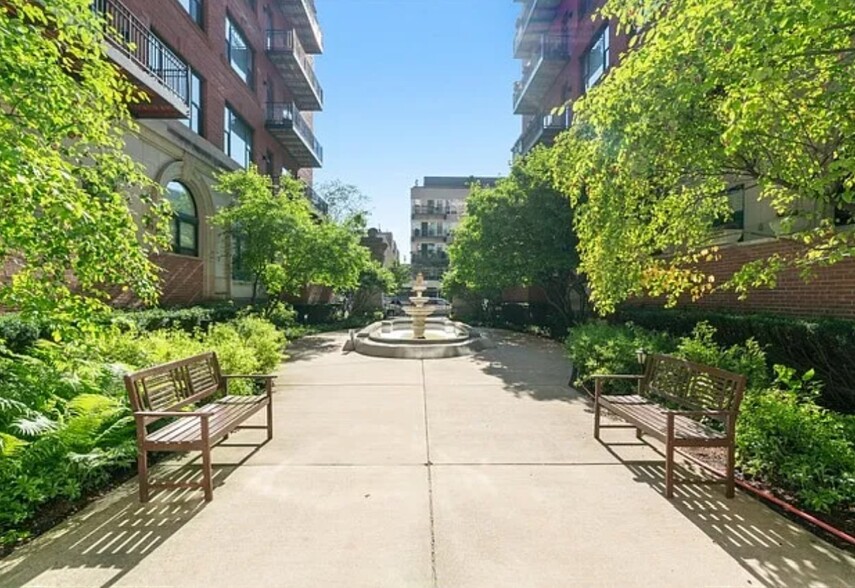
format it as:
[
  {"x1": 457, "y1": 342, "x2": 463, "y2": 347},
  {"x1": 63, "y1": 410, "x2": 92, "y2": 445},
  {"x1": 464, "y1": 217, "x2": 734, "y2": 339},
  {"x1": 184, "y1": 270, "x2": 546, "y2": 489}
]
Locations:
[
  {"x1": 350, "y1": 273, "x2": 492, "y2": 359},
  {"x1": 403, "y1": 272, "x2": 434, "y2": 339}
]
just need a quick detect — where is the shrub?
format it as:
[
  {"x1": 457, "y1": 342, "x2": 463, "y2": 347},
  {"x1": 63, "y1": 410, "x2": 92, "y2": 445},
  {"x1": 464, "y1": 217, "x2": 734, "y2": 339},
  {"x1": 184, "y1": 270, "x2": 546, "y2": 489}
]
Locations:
[
  {"x1": 737, "y1": 366, "x2": 855, "y2": 512},
  {"x1": 0, "y1": 315, "x2": 43, "y2": 352},
  {"x1": 673, "y1": 322, "x2": 769, "y2": 389},
  {"x1": 566, "y1": 321, "x2": 673, "y2": 392},
  {"x1": 616, "y1": 307, "x2": 855, "y2": 412}
]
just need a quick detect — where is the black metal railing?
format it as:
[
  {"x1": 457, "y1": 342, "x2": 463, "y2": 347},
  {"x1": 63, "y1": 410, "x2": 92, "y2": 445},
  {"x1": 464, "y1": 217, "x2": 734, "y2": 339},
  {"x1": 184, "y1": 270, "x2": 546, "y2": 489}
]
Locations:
[
  {"x1": 513, "y1": 108, "x2": 572, "y2": 157},
  {"x1": 411, "y1": 204, "x2": 459, "y2": 216},
  {"x1": 304, "y1": 184, "x2": 329, "y2": 215},
  {"x1": 266, "y1": 29, "x2": 323, "y2": 103},
  {"x1": 266, "y1": 102, "x2": 324, "y2": 162},
  {"x1": 92, "y1": 0, "x2": 189, "y2": 105},
  {"x1": 514, "y1": 33, "x2": 570, "y2": 106},
  {"x1": 513, "y1": 0, "x2": 559, "y2": 54}
]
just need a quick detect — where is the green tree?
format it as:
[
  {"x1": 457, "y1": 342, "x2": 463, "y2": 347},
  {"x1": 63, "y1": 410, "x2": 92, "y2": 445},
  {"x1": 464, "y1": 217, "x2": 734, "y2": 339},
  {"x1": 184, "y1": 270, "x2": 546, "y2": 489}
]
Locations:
[
  {"x1": 315, "y1": 180, "x2": 369, "y2": 224},
  {"x1": 215, "y1": 168, "x2": 374, "y2": 310},
  {"x1": 550, "y1": 0, "x2": 855, "y2": 313},
  {"x1": 447, "y1": 149, "x2": 587, "y2": 326},
  {"x1": 0, "y1": 0, "x2": 168, "y2": 329}
]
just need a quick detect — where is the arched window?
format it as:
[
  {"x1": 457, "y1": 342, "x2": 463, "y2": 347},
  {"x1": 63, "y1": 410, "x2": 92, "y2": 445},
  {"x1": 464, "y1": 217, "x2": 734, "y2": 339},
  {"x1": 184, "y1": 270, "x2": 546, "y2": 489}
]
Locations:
[{"x1": 166, "y1": 181, "x2": 198, "y2": 256}]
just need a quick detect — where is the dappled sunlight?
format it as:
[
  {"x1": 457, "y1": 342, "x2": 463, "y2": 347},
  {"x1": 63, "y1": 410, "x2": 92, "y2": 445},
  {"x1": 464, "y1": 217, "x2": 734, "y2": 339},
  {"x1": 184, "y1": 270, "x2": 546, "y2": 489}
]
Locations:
[
  {"x1": 0, "y1": 465, "x2": 234, "y2": 588},
  {"x1": 624, "y1": 461, "x2": 855, "y2": 588}
]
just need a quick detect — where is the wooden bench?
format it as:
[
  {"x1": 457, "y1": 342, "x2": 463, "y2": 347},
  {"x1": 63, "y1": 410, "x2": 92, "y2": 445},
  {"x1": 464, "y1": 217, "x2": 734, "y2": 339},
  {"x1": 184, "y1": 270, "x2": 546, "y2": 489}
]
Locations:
[
  {"x1": 593, "y1": 354, "x2": 746, "y2": 498},
  {"x1": 124, "y1": 352, "x2": 275, "y2": 502}
]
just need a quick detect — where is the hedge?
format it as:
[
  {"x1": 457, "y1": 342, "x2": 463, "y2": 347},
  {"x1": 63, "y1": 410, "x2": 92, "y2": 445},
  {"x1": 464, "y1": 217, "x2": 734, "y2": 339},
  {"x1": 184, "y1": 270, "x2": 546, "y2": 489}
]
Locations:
[{"x1": 615, "y1": 307, "x2": 855, "y2": 413}]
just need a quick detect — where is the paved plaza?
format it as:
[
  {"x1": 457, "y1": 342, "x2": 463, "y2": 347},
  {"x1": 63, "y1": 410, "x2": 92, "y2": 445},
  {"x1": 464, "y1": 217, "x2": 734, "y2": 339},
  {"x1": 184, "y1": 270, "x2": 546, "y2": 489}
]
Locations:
[{"x1": 1, "y1": 330, "x2": 853, "y2": 587}]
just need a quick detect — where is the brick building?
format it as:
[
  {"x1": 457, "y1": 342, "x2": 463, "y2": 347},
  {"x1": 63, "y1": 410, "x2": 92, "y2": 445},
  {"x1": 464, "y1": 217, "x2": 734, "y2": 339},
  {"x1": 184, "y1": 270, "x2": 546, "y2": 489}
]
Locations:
[
  {"x1": 512, "y1": 0, "x2": 628, "y2": 159},
  {"x1": 512, "y1": 0, "x2": 855, "y2": 318},
  {"x1": 96, "y1": 0, "x2": 324, "y2": 305}
]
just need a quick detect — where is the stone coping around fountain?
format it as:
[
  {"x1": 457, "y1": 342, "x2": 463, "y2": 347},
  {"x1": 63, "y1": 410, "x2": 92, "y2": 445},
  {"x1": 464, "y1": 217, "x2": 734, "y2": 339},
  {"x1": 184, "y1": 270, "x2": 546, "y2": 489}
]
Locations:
[{"x1": 351, "y1": 319, "x2": 494, "y2": 359}]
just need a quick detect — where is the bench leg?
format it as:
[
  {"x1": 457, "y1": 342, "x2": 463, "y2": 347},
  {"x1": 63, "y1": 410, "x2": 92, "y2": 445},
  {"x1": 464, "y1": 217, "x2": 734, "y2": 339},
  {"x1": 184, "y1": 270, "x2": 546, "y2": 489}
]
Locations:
[
  {"x1": 201, "y1": 445, "x2": 213, "y2": 502},
  {"x1": 266, "y1": 400, "x2": 273, "y2": 441},
  {"x1": 636, "y1": 428, "x2": 643, "y2": 440},
  {"x1": 725, "y1": 443, "x2": 735, "y2": 499},
  {"x1": 665, "y1": 415, "x2": 675, "y2": 499},
  {"x1": 138, "y1": 449, "x2": 149, "y2": 503}
]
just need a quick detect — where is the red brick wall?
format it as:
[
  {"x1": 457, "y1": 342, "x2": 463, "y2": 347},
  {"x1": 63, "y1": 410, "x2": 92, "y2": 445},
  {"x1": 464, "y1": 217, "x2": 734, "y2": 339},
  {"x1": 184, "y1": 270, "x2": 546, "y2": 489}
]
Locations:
[
  {"x1": 154, "y1": 253, "x2": 205, "y2": 305},
  {"x1": 123, "y1": 0, "x2": 309, "y2": 176},
  {"x1": 632, "y1": 240, "x2": 855, "y2": 319}
]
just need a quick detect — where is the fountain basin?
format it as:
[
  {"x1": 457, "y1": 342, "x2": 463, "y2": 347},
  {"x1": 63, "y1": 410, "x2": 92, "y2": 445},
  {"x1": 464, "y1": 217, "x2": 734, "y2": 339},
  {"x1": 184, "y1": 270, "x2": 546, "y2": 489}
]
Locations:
[{"x1": 351, "y1": 317, "x2": 493, "y2": 359}]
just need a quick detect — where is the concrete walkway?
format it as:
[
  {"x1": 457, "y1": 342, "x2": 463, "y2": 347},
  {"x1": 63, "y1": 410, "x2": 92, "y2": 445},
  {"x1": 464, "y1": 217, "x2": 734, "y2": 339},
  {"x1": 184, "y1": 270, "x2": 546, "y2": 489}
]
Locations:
[{"x1": 1, "y1": 330, "x2": 853, "y2": 587}]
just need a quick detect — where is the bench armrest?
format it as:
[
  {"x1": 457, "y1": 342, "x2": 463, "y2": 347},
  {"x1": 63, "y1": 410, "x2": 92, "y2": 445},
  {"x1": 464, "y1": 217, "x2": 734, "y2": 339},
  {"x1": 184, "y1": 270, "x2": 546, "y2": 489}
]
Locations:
[
  {"x1": 221, "y1": 374, "x2": 277, "y2": 380},
  {"x1": 667, "y1": 409, "x2": 731, "y2": 418},
  {"x1": 134, "y1": 411, "x2": 210, "y2": 418}
]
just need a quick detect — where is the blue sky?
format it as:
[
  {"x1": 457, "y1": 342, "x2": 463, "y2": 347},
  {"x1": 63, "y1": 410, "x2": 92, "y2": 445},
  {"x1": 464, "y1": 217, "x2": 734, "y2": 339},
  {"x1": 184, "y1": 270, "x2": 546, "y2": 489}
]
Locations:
[{"x1": 313, "y1": 0, "x2": 520, "y2": 262}]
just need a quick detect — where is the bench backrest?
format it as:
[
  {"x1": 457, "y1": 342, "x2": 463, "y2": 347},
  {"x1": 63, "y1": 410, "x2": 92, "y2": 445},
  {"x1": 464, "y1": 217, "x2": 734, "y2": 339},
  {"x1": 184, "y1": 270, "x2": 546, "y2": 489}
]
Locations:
[
  {"x1": 642, "y1": 354, "x2": 746, "y2": 421},
  {"x1": 124, "y1": 352, "x2": 223, "y2": 423}
]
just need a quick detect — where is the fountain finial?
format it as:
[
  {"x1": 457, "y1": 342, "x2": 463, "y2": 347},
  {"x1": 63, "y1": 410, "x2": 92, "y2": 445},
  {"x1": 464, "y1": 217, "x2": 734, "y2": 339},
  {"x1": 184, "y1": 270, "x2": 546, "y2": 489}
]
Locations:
[{"x1": 413, "y1": 272, "x2": 426, "y2": 295}]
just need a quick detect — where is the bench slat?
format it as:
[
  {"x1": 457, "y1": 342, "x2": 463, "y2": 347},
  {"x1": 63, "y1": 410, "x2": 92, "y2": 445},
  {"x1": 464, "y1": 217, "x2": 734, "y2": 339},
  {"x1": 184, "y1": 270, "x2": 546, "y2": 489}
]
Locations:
[
  {"x1": 599, "y1": 395, "x2": 725, "y2": 441},
  {"x1": 145, "y1": 396, "x2": 267, "y2": 446}
]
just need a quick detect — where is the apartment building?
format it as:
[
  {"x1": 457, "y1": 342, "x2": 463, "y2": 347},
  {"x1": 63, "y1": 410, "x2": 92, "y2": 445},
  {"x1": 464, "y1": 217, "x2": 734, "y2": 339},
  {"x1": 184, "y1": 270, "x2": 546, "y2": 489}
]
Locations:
[
  {"x1": 512, "y1": 0, "x2": 628, "y2": 159},
  {"x1": 95, "y1": 0, "x2": 324, "y2": 305},
  {"x1": 512, "y1": 0, "x2": 855, "y2": 318},
  {"x1": 378, "y1": 231, "x2": 400, "y2": 269},
  {"x1": 410, "y1": 176, "x2": 499, "y2": 295}
]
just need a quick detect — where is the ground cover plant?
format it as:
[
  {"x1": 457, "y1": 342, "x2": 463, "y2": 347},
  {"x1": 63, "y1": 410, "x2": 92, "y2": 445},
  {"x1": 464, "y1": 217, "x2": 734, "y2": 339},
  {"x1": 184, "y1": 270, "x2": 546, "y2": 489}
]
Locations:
[
  {"x1": 566, "y1": 320, "x2": 855, "y2": 517},
  {"x1": 0, "y1": 314, "x2": 286, "y2": 550}
]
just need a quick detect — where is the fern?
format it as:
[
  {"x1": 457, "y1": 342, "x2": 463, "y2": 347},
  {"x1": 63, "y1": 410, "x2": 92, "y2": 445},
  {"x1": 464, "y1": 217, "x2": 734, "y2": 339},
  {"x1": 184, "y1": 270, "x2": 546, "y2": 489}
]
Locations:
[
  {"x1": 10, "y1": 414, "x2": 58, "y2": 438},
  {"x1": 0, "y1": 433, "x2": 28, "y2": 456}
]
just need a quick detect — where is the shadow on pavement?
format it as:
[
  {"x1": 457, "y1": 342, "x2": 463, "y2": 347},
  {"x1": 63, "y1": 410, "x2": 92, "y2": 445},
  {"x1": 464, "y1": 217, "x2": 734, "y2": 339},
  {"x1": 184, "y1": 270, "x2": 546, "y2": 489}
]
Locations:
[
  {"x1": 598, "y1": 435, "x2": 855, "y2": 587},
  {"x1": 283, "y1": 333, "x2": 344, "y2": 362},
  {"x1": 473, "y1": 328, "x2": 583, "y2": 403},
  {"x1": 0, "y1": 464, "x2": 234, "y2": 588}
]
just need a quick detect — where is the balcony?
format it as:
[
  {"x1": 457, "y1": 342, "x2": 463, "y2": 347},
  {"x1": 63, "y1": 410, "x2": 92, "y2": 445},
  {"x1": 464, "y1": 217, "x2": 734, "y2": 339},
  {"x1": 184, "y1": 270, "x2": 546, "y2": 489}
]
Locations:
[
  {"x1": 411, "y1": 251, "x2": 449, "y2": 268},
  {"x1": 266, "y1": 30, "x2": 323, "y2": 111},
  {"x1": 276, "y1": 0, "x2": 323, "y2": 54},
  {"x1": 411, "y1": 204, "x2": 460, "y2": 219},
  {"x1": 513, "y1": 34, "x2": 570, "y2": 115},
  {"x1": 304, "y1": 184, "x2": 329, "y2": 216},
  {"x1": 92, "y1": 0, "x2": 189, "y2": 118},
  {"x1": 512, "y1": 109, "x2": 572, "y2": 158},
  {"x1": 265, "y1": 103, "x2": 323, "y2": 168},
  {"x1": 412, "y1": 229, "x2": 451, "y2": 242},
  {"x1": 513, "y1": 0, "x2": 563, "y2": 57}
]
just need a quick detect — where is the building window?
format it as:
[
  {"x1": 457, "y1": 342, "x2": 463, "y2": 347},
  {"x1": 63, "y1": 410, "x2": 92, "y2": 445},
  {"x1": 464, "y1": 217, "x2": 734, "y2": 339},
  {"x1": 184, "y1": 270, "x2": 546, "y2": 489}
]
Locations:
[
  {"x1": 224, "y1": 106, "x2": 253, "y2": 168},
  {"x1": 182, "y1": 70, "x2": 203, "y2": 135},
  {"x1": 834, "y1": 203, "x2": 855, "y2": 226},
  {"x1": 584, "y1": 24, "x2": 610, "y2": 91},
  {"x1": 177, "y1": 0, "x2": 203, "y2": 26},
  {"x1": 226, "y1": 17, "x2": 253, "y2": 85},
  {"x1": 231, "y1": 233, "x2": 253, "y2": 281},
  {"x1": 715, "y1": 185, "x2": 745, "y2": 231},
  {"x1": 166, "y1": 181, "x2": 199, "y2": 256}
]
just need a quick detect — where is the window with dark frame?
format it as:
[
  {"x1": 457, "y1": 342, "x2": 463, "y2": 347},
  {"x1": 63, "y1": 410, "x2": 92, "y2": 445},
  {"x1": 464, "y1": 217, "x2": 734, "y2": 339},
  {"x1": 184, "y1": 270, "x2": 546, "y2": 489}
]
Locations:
[
  {"x1": 714, "y1": 185, "x2": 746, "y2": 231},
  {"x1": 165, "y1": 181, "x2": 199, "y2": 256},
  {"x1": 181, "y1": 70, "x2": 203, "y2": 135},
  {"x1": 177, "y1": 0, "x2": 203, "y2": 26},
  {"x1": 583, "y1": 24, "x2": 610, "y2": 91},
  {"x1": 231, "y1": 231, "x2": 253, "y2": 281},
  {"x1": 225, "y1": 16, "x2": 253, "y2": 85},
  {"x1": 224, "y1": 106, "x2": 253, "y2": 168}
]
